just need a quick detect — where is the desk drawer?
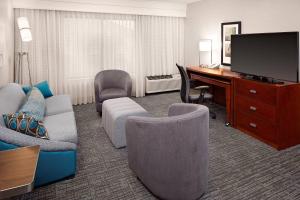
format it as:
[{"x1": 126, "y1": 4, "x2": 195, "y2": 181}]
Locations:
[
  {"x1": 236, "y1": 111, "x2": 276, "y2": 142},
  {"x1": 235, "y1": 79, "x2": 277, "y2": 105},
  {"x1": 236, "y1": 95, "x2": 276, "y2": 124}
]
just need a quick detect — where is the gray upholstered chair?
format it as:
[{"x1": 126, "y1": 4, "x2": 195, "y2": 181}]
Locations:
[
  {"x1": 94, "y1": 70, "x2": 132, "y2": 113},
  {"x1": 126, "y1": 103, "x2": 209, "y2": 200}
]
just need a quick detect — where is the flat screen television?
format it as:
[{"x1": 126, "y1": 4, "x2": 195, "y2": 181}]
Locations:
[{"x1": 231, "y1": 32, "x2": 299, "y2": 83}]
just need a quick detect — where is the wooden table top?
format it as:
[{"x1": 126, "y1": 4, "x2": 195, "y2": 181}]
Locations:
[
  {"x1": 186, "y1": 66, "x2": 240, "y2": 79},
  {"x1": 0, "y1": 146, "x2": 40, "y2": 199}
]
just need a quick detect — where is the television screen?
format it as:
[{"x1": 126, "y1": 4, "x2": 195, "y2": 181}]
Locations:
[{"x1": 231, "y1": 32, "x2": 299, "y2": 82}]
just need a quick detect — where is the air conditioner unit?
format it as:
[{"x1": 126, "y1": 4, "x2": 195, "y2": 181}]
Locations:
[{"x1": 145, "y1": 74, "x2": 181, "y2": 94}]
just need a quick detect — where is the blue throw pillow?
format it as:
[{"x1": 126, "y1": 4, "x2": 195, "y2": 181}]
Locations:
[
  {"x1": 35, "y1": 81, "x2": 53, "y2": 98},
  {"x1": 22, "y1": 85, "x2": 31, "y2": 94},
  {"x1": 22, "y1": 81, "x2": 53, "y2": 98},
  {"x1": 19, "y1": 87, "x2": 46, "y2": 121},
  {"x1": 3, "y1": 112, "x2": 49, "y2": 139}
]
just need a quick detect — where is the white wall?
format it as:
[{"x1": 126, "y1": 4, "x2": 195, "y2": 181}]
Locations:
[
  {"x1": 13, "y1": 0, "x2": 187, "y2": 17},
  {"x1": 185, "y1": 0, "x2": 300, "y2": 66},
  {"x1": 0, "y1": 0, "x2": 14, "y2": 86}
]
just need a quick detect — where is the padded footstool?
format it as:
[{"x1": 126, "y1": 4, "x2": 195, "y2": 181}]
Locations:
[{"x1": 102, "y1": 97, "x2": 149, "y2": 148}]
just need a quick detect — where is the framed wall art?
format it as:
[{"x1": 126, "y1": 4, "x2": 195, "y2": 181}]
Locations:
[{"x1": 221, "y1": 21, "x2": 241, "y2": 66}]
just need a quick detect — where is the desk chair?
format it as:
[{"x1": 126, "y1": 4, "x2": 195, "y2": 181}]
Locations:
[{"x1": 176, "y1": 64, "x2": 216, "y2": 119}]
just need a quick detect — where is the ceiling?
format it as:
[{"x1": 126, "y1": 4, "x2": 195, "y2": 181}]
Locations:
[
  {"x1": 14, "y1": 0, "x2": 194, "y2": 17},
  {"x1": 136, "y1": 0, "x2": 202, "y2": 3},
  {"x1": 46, "y1": 0, "x2": 202, "y2": 4}
]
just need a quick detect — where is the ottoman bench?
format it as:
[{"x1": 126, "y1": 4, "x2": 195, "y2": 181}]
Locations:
[{"x1": 102, "y1": 97, "x2": 149, "y2": 148}]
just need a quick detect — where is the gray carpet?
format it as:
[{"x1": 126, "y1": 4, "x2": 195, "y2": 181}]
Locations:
[{"x1": 14, "y1": 92, "x2": 300, "y2": 200}]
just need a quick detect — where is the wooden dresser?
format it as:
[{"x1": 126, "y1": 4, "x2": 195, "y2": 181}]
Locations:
[{"x1": 233, "y1": 78, "x2": 300, "y2": 150}]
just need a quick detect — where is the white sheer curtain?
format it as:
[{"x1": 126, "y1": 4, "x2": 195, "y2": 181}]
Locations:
[{"x1": 15, "y1": 9, "x2": 184, "y2": 105}]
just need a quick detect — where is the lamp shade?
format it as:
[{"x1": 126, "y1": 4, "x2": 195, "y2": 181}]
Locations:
[
  {"x1": 199, "y1": 40, "x2": 212, "y2": 52},
  {"x1": 17, "y1": 17, "x2": 30, "y2": 29},
  {"x1": 20, "y1": 29, "x2": 32, "y2": 42},
  {"x1": 17, "y1": 17, "x2": 32, "y2": 42}
]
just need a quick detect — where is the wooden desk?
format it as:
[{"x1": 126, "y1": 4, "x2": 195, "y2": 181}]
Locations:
[
  {"x1": 186, "y1": 66, "x2": 240, "y2": 125},
  {"x1": 187, "y1": 66, "x2": 300, "y2": 149},
  {"x1": 0, "y1": 146, "x2": 40, "y2": 199}
]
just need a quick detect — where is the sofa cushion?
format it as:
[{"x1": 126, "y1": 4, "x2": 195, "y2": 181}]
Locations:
[
  {"x1": 19, "y1": 87, "x2": 46, "y2": 121},
  {"x1": 23, "y1": 81, "x2": 53, "y2": 98},
  {"x1": 44, "y1": 112, "x2": 77, "y2": 144},
  {"x1": 0, "y1": 83, "x2": 26, "y2": 126},
  {"x1": 100, "y1": 88, "x2": 127, "y2": 102},
  {"x1": 45, "y1": 95, "x2": 73, "y2": 116},
  {"x1": 3, "y1": 112, "x2": 49, "y2": 139}
]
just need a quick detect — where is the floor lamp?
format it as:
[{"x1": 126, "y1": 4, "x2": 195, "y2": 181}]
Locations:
[
  {"x1": 199, "y1": 39, "x2": 212, "y2": 66},
  {"x1": 16, "y1": 17, "x2": 33, "y2": 86}
]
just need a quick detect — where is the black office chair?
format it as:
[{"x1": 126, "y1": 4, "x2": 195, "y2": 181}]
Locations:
[{"x1": 176, "y1": 64, "x2": 216, "y2": 119}]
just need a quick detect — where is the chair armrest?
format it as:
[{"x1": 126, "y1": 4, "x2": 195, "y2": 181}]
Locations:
[
  {"x1": 0, "y1": 126, "x2": 76, "y2": 151},
  {"x1": 124, "y1": 76, "x2": 132, "y2": 97},
  {"x1": 194, "y1": 85, "x2": 210, "y2": 90},
  {"x1": 168, "y1": 103, "x2": 206, "y2": 117},
  {"x1": 189, "y1": 79, "x2": 198, "y2": 88},
  {"x1": 94, "y1": 73, "x2": 104, "y2": 102}
]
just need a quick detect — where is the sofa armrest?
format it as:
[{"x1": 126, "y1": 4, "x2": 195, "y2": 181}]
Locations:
[{"x1": 0, "y1": 126, "x2": 76, "y2": 151}]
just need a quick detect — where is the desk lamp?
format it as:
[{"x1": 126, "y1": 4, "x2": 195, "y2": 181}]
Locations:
[{"x1": 199, "y1": 39, "x2": 212, "y2": 66}]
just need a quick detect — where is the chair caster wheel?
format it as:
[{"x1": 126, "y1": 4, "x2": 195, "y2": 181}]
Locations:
[
  {"x1": 210, "y1": 114, "x2": 216, "y2": 119},
  {"x1": 225, "y1": 122, "x2": 230, "y2": 127}
]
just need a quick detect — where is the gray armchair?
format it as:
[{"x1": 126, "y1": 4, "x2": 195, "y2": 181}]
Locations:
[
  {"x1": 125, "y1": 103, "x2": 209, "y2": 200},
  {"x1": 94, "y1": 70, "x2": 132, "y2": 113}
]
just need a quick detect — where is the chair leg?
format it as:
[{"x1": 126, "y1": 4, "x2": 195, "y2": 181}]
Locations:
[
  {"x1": 210, "y1": 112, "x2": 216, "y2": 119},
  {"x1": 205, "y1": 97, "x2": 216, "y2": 120},
  {"x1": 195, "y1": 91, "x2": 216, "y2": 120}
]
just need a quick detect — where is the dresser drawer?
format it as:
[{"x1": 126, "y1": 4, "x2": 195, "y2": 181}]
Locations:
[
  {"x1": 236, "y1": 111, "x2": 276, "y2": 142},
  {"x1": 236, "y1": 95, "x2": 276, "y2": 124},
  {"x1": 235, "y1": 79, "x2": 277, "y2": 105}
]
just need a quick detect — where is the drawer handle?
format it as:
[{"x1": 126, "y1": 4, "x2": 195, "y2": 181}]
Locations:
[
  {"x1": 249, "y1": 89, "x2": 257, "y2": 94},
  {"x1": 250, "y1": 106, "x2": 257, "y2": 111},
  {"x1": 249, "y1": 123, "x2": 257, "y2": 128}
]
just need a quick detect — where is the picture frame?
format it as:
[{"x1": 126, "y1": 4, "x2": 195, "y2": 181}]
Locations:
[{"x1": 221, "y1": 21, "x2": 241, "y2": 66}]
